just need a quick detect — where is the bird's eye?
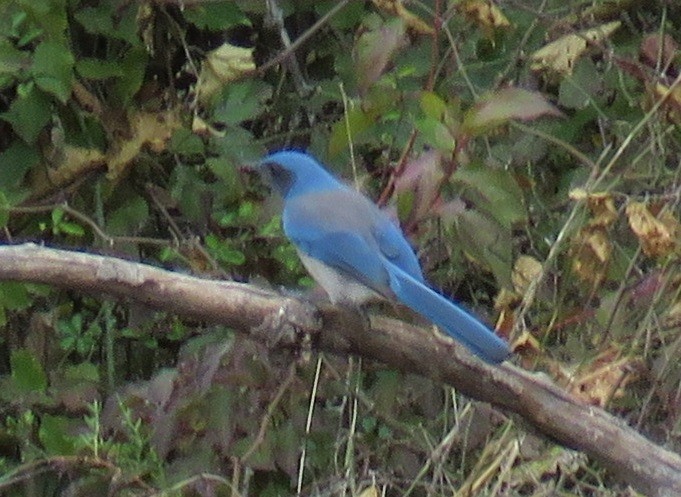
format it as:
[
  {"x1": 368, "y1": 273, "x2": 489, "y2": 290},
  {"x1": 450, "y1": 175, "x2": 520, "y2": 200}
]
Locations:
[{"x1": 262, "y1": 162, "x2": 294, "y2": 195}]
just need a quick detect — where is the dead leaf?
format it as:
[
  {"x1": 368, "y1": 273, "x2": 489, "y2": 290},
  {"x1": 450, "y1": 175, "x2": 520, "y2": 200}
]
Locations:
[
  {"x1": 394, "y1": 150, "x2": 443, "y2": 222},
  {"x1": 640, "y1": 33, "x2": 679, "y2": 74},
  {"x1": 31, "y1": 110, "x2": 181, "y2": 195},
  {"x1": 512, "y1": 255, "x2": 543, "y2": 294},
  {"x1": 568, "y1": 190, "x2": 621, "y2": 287},
  {"x1": 494, "y1": 287, "x2": 520, "y2": 309},
  {"x1": 197, "y1": 43, "x2": 255, "y2": 104},
  {"x1": 511, "y1": 330, "x2": 541, "y2": 358},
  {"x1": 665, "y1": 297, "x2": 681, "y2": 328},
  {"x1": 458, "y1": 0, "x2": 511, "y2": 38},
  {"x1": 106, "y1": 110, "x2": 181, "y2": 181},
  {"x1": 510, "y1": 447, "x2": 584, "y2": 489},
  {"x1": 571, "y1": 226, "x2": 612, "y2": 287},
  {"x1": 531, "y1": 21, "x2": 621, "y2": 76},
  {"x1": 371, "y1": 0, "x2": 433, "y2": 35},
  {"x1": 357, "y1": 486, "x2": 380, "y2": 497},
  {"x1": 626, "y1": 202, "x2": 679, "y2": 258},
  {"x1": 493, "y1": 287, "x2": 520, "y2": 347},
  {"x1": 569, "y1": 189, "x2": 618, "y2": 227},
  {"x1": 652, "y1": 82, "x2": 681, "y2": 123},
  {"x1": 29, "y1": 145, "x2": 106, "y2": 199},
  {"x1": 72, "y1": 80, "x2": 103, "y2": 115},
  {"x1": 566, "y1": 350, "x2": 642, "y2": 407},
  {"x1": 354, "y1": 17, "x2": 408, "y2": 94}
]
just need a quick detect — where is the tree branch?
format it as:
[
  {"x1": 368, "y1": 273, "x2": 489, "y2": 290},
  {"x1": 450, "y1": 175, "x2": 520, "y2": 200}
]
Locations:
[{"x1": 0, "y1": 243, "x2": 680, "y2": 496}]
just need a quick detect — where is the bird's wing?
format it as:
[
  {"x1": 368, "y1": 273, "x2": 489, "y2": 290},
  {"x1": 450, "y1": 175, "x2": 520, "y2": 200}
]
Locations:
[
  {"x1": 284, "y1": 187, "x2": 423, "y2": 278},
  {"x1": 283, "y1": 188, "x2": 404, "y2": 297},
  {"x1": 371, "y1": 215, "x2": 425, "y2": 283}
]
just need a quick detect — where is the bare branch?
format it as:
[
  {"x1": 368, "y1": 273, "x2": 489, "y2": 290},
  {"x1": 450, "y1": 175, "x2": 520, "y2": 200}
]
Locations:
[{"x1": 0, "y1": 243, "x2": 680, "y2": 496}]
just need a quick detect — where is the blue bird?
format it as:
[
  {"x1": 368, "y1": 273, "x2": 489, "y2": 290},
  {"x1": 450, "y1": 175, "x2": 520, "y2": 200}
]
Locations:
[{"x1": 259, "y1": 151, "x2": 511, "y2": 363}]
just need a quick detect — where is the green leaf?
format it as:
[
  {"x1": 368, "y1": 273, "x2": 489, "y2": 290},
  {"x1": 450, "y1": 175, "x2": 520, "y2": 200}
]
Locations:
[
  {"x1": 64, "y1": 362, "x2": 100, "y2": 382},
  {"x1": 206, "y1": 157, "x2": 236, "y2": 186},
  {"x1": 205, "y1": 234, "x2": 245, "y2": 266},
  {"x1": 11, "y1": 348, "x2": 47, "y2": 393},
  {"x1": 113, "y1": 46, "x2": 148, "y2": 105},
  {"x1": 0, "y1": 140, "x2": 39, "y2": 197},
  {"x1": 39, "y1": 415, "x2": 76, "y2": 455},
  {"x1": 1, "y1": 85, "x2": 52, "y2": 144},
  {"x1": 0, "y1": 37, "x2": 29, "y2": 77},
  {"x1": 76, "y1": 58, "x2": 125, "y2": 79},
  {"x1": 171, "y1": 166, "x2": 207, "y2": 222},
  {"x1": 184, "y1": 1, "x2": 251, "y2": 30},
  {"x1": 20, "y1": 0, "x2": 68, "y2": 40},
  {"x1": 74, "y1": 4, "x2": 139, "y2": 43},
  {"x1": 318, "y1": 0, "x2": 366, "y2": 29},
  {"x1": 206, "y1": 157, "x2": 241, "y2": 202},
  {"x1": 272, "y1": 420, "x2": 298, "y2": 476},
  {"x1": 453, "y1": 209, "x2": 513, "y2": 289},
  {"x1": 214, "y1": 127, "x2": 264, "y2": 163},
  {"x1": 558, "y1": 58, "x2": 602, "y2": 110},
  {"x1": 328, "y1": 106, "x2": 375, "y2": 157},
  {"x1": 214, "y1": 80, "x2": 272, "y2": 126},
  {"x1": 233, "y1": 433, "x2": 274, "y2": 469},
  {"x1": 0, "y1": 282, "x2": 32, "y2": 311},
  {"x1": 362, "y1": 416, "x2": 377, "y2": 432},
  {"x1": 420, "y1": 91, "x2": 449, "y2": 121},
  {"x1": 205, "y1": 386, "x2": 234, "y2": 448},
  {"x1": 52, "y1": 206, "x2": 86, "y2": 236},
  {"x1": 452, "y1": 163, "x2": 527, "y2": 227},
  {"x1": 169, "y1": 128, "x2": 205, "y2": 156},
  {"x1": 59, "y1": 221, "x2": 85, "y2": 237},
  {"x1": 396, "y1": 189, "x2": 415, "y2": 222},
  {"x1": 0, "y1": 191, "x2": 7, "y2": 227},
  {"x1": 414, "y1": 116, "x2": 456, "y2": 153},
  {"x1": 370, "y1": 370, "x2": 400, "y2": 414},
  {"x1": 107, "y1": 194, "x2": 149, "y2": 236},
  {"x1": 31, "y1": 40, "x2": 74, "y2": 103}
]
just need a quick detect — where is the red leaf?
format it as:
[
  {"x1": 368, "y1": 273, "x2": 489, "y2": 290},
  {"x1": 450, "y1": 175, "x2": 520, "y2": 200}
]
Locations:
[{"x1": 462, "y1": 87, "x2": 563, "y2": 135}]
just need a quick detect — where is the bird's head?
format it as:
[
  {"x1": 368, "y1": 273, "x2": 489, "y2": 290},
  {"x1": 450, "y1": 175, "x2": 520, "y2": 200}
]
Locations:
[{"x1": 258, "y1": 151, "x2": 341, "y2": 199}]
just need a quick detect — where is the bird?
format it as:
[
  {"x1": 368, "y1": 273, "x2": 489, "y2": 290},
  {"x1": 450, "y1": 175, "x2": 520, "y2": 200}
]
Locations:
[{"x1": 258, "y1": 150, "x2": 511, "y2": 363}]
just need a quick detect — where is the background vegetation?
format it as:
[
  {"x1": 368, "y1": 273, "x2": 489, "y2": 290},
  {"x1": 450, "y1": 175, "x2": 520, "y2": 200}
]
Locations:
[{"x1": 1, "y1": 0, "x2": 680, "y2": 495}]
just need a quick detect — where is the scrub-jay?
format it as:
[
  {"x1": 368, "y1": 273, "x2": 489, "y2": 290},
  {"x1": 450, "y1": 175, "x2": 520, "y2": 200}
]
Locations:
[{"x1": 259, "y1": 151, "x2": 511, "y2": 363}]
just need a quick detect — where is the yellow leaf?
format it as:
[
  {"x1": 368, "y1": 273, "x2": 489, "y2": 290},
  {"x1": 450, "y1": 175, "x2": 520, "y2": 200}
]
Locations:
[
  {"x1": 626, "y1": 202, "x2": 679, "y2": 258},
  {"x1": 530, "y1": 21, "x2": 620, "y2": 76},
  {"x1": 569, "y1": 190, "x2": 618, "y2": 227},
  {"x1": 197, "y1": 43, "x2": 255, "y2": 104},
  {"x1": 568, "y1": 187, "x2": 588, "y2": 200},
  {"x1": 372, "y1": 0, "x2": 433, "y2": 35},
  {"x1": 31, "y1": 146, "x2": 105, "y2": 198},
  {"x1": 567, "y1": 350, "x2": 642, "y2": 407},
  {"x1": 652, "y1": 82, "x2": 681, "y2": 124},
  {"x1": 459, "y1": 0, "x2": 511, "y2": 38},
  {"x1": 512, "y1": 255, "x2": 543, "y2": 294},
  {"x1": 665, "y1": 298, "x2": 681, "y2": 328},
  {"x1": 107, "y1": 110, "x2": 181, "y2": 181},
  {"x1": 571, "y1": 226, "x2": 612, "y2": 286},
  {"x1": 511, "y1": 329, "x2": 541, "y2": 354},
  {"x1": 357, "y1": 486, "x2": 379, "y2": 497}
]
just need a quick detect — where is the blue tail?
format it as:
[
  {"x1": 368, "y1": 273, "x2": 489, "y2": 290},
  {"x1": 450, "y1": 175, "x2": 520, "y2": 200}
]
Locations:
[{"x1": 387, "y1": 264, "x2": 511, "y2": 363}]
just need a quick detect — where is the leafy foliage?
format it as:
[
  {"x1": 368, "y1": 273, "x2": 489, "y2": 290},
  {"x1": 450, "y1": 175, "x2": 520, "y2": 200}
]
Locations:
[{"x1": 1, "y1": 0, "x2": 681, "y2": 495}]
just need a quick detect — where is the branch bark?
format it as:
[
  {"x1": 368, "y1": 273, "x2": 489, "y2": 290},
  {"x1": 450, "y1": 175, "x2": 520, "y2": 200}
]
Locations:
[{"x1": 0, "y1": 243, "x2": 680, "y2": 496}]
